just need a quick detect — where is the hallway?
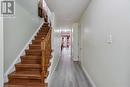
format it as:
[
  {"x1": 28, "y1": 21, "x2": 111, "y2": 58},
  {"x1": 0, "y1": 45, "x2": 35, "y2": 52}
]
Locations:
[{"x1": 49, "y1": 48, "x2": 91, "y2": 87}]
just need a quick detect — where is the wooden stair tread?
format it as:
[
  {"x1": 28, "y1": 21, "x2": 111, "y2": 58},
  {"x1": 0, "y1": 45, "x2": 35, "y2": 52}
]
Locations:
[
  {"x1": 20, "y1": 56, "x2": 41, "y2": 64},
  {"x1": 16, "y1": 63, "x2": 41, "y2": 68},
  {"x1": 5, "y1": 82, "x2": 45, "y2": 87},
  {"x1": 29, "y1": 45, "x2": 41, "y2": 50},
  {"x1": 32, "y1": 40, "x2": 42, "y2": 42},
  {"x1": 25, "y1": 49, "x2": 42, "y2": 51},
  {"x1": 32, "y1": 40, "x2": 42, "y2": 45},
  {"x1": 9, "y1": 71, "x2": 41, "y2": 79},
  {"x1": 34, "y1": 38, "x2": 43, "y2": 40},
  {"x1": 5, "y1": 84, "x2": 44, "y2": 87},
  {"x1": 21, "y1": 60, "x2": 41, "y2": 64},
  {"x1": 29, "y1": 44, "x2": 41, "y2": 47},
  {"x1": 21, "y1": 56, "x2": 41, "y2": 60},
  {"x1": 25, "y1": 49, "x2": 42, "y2": 56}
]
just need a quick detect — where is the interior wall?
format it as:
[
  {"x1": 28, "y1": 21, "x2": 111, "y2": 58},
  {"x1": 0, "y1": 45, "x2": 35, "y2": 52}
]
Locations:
[
  {"x1": 0, "y1": 16, "x2": 3, "y2": 87},
  {"x1": 16, "y1": 0, "x2": 39, "y2": 17},
  {"x1": 72, "y1": 23, "x2": 79, "y2": 61},
  {"x1": 79, "y1": 0, "x2": 129, "y2": 87},
  {"x1": 129, "y1": 30, "x2": 130, "y2": 86},
  {"x1": 49, "y1": 14, "x2": 62, "y2": 75},
  {"x1": 4, "y1": 2, "x2": 42, "y2": 72},
  {"x1": 128, "y1": 0, "x2": 130, "y2": 87}
]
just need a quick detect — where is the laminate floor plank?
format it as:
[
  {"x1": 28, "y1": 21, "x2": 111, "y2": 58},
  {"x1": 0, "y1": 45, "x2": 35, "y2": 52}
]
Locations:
[{"x1": 49, "y1": 48, "x2": 92, "y2": 87}]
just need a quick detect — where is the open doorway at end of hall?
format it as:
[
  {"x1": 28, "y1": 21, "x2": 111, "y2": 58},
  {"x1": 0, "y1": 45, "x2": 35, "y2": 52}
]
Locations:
[{"x1": 61, "y1": 32, "x2": 71, "y2": 51}]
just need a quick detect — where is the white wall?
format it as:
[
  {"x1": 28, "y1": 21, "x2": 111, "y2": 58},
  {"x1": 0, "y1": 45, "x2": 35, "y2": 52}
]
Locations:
[
  {"x1": 129, "y1": 31, "x2": 130, "y2": 86},
  {"x1": 49, "y1": 14, "x2": 61, "y2": 76},
  {"x1": 0, "y1": 16, "x2": 3, "y2": 87},
  {"x1": 79, "y1": 0, "x2": 129, "y2": 87},
  {"x1": 72, "y1": 23, "x2": 79, "y2": 61},
  {"x1": 128, "y1": 2, "x2": 130, "y2": 86},
  {"x1": 128, "y1": 1, "x2": 130, "y2": 87},
  {"x1": 51, "y1": 27, "x2": 61, "y2": 71},
  {"x1": 4, "y1": 1, "x2": 42, "y2": 72}
]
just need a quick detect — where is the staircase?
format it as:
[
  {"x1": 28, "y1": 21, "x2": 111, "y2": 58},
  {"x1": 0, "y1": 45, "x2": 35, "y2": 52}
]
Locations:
[{"x1": 5, "y1": 22, "x2": 52, "y2": 87}]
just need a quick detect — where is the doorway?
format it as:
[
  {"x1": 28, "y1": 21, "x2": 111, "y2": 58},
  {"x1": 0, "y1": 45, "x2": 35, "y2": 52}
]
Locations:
[{"x1": 61, "y1": 31, "x2": 71, "y2": 51}]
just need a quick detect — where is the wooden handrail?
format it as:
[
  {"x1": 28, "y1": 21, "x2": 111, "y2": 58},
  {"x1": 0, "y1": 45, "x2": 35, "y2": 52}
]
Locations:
[{"x1": 41, "y1": 27, "x2": 52, "y2": 85}]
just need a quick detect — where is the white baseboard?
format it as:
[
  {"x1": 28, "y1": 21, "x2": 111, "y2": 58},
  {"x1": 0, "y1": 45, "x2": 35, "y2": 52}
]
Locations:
[
  {"x1": 4, "y1": 21, "x2": 44, "y2": 83},
  {"x1": 81, "y1": 65, "x2": 96, "y2": 87}
]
